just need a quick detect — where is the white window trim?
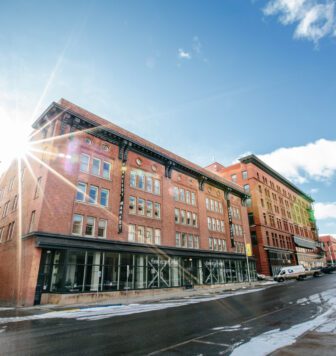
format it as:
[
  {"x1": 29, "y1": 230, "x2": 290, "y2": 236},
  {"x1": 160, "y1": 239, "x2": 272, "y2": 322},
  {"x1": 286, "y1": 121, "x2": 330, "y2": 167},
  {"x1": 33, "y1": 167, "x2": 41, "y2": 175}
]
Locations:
[
  {"x1": 85, "y1": 216, "x2": 96, "y2": 237},
  {"x1": 92, "y1": 157, "x2": 101, "y2": 176},
  {"x1": 72, "y1": 214, "x2": 83, "y2": 236},
  {"x1": 80, "y1": 153, "x2": 90, "y2": 173}
]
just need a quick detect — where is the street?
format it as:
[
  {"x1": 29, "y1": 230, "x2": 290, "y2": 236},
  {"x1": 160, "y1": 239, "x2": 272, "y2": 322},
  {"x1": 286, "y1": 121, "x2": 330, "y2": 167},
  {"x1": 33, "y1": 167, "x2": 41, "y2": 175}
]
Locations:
[{"x1": 1, "y1": 274, "x2": 336, "y2": 355}]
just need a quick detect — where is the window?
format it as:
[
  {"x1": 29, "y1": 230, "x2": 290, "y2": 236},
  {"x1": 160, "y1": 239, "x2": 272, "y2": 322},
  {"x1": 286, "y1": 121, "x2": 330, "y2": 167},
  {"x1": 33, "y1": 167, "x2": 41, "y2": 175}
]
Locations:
[
  {"x1": 209, "y1": 237, "x2": 213, "y2": 250},
  {"x1": 154, "y1": 179, "x2": 160, "y2": 195},
  {"x1": 188, "y1": 235, "x2": 193, "y2": 248},
  {"x1": 98, "y1": 219, "x2": 107, "y2": 238},
  {"x1": 243, "y1": 184, "x2": 250, "y2": 193},
  {"x1": 8, "y1": 177, "x2": 15, "y2": 191},
  {"x1": 210, "y1": 199, "x2": 214, "y2": 211},
  {"x1": 154, "y1": 203, "x2": 161, "y2": 218},
  {"x1": 173, "y1": 187, "x2": 179, "y2": 200},
  {"x1": 138, "y1": 198, "x2": 145, "y2": 215},
  {"x1": 242, "y1": 170, "x2": 248, "y2": 179},
  {"x1": 231, "y1": 174, "x2": 237, "y2": 183},
  {"x1": 100, "y1": 189, "x2": 109, "y2": 207},
  {"x1": 146, "y1": 201, "x2": 153, "y2": 217},
  {"x1": 129, "y1": 196, "x2": 136, "y2": 214},
  {"x1": 219, "y1": 202, "x2": 223, "y2": 213},
  {"x1": 181, "y1": 210, "x2": 186, "y2": 224},
  {"x1": 146, "y1": 177, "x2": 153, "y2": 193},
  {"x1": 175, "y1": 208, "x2": 180, "y2": 223},
  {"x1": 179, "y1": 188, "x2": 185, "y2": 202},
  {"x1": 212, "y1": 218, "x2": 216, "y2": 231},
  {"x1": 0, "y1": 227, "x2": 4, "y2": 243},
  {"x1": 220, "y1": 220, "x2": 225, "y2": 232},
  {"x1": 186, "y1": 191, "x2": 191, "y2": 204},
  {"x1": 7, "y1": 222, "x2": 15, "y2": 241},
  {"x1": 215, "y1": 201, "x2": 218, "y2": 212},
  {"x1": 128, "y1": 224, "x2": 136, "y2": 241},
  {"x1": 92, "y1": 158, "x2": 101, "y2": 175},
  {"x1": 154, "y1": 229, "x2": 161, "y2": 245},
  {"x1": 214, "y1": 238, "x2": 217, "y2": 251},
  {"x1": 138, "y1": 172, "x2": 145, "y2": 189},
  {"x1": 206, "y1": 198, "x2": 210, "y2": 210},
  {"x1": 85, "y1": 217, "x2": 95, "y2": 237},
  {"x1": 137, "y1": 226, "x2": 145, "y2": 243},
  {"x1": 72, "y1": 214, "x2": 83, "y2": 235},
  {"x1": 176, "y1": 232, "x2": 181, "y2": 247},
  {"x1": 187, "y1": 211, "x2": 191, "y2": 225},
  {"x1": 80, "y1": 154, "x2": 90, "y2": 172},
  {"x1": 102, "y1": 161, "x2": 111, "y2": 179},
  {"x1": 89, "y1": 186, "x2": 98, "y2": 204},
  {"x1": 130, "y1": 171, "x2": 137, "y2": 188},
  {"x1": 207, "y1": 217, "x2": 212, "y2": 230},
  {"x1": 192, "y1": 213, "x2": 197, "y2": 227},
  {"x1": 76, "y1": 182, "x2": 87, "y2": 202},
  {"x1": 194, "y1": 236, "x2": 199, "y2": 249},
  {"x1": 29, "y1": 211, "x2": 36, "y2": 233},
  {"x1": 215, "y1": 219, "x2": 220, "y2": 231},
  {"x1": 34, "y1": 177, "x2": 42, "y2": 199},
  {"x1": 191, "y1": 192, "x2": 196, "y2": 206},
  {"x1": 21, "y1": 167, "x2": 26, "y2": 184},
  {"x1": 182, "y1": 233, "x2": 187, "y2": 247},
  {"x1": 145, "y1": 228, "x2": 153, "y2": 244},
  {"x1": 12, "y1": 195, "x2": 18, "y2": 211}
]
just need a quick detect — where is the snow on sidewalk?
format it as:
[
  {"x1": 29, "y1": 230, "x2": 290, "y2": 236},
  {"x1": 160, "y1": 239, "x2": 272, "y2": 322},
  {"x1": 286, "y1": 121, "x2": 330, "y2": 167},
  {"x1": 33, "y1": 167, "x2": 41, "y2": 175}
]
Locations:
[{"x1": 0, "y1": 288, "x2": 265, "y2": 324}]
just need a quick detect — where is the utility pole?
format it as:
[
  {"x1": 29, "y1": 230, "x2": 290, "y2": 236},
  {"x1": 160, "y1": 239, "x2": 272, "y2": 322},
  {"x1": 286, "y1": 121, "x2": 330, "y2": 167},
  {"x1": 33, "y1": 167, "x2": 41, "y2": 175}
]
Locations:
[{"x1": 243, "y1": 232, "x2": 251, "y2": 285}]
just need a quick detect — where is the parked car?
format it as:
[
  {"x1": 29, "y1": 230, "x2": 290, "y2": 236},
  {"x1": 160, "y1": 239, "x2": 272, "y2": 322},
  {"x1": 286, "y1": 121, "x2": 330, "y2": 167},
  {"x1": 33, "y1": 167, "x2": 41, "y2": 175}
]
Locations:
[
  {"x1": 321, "y1": 265, "x2": 336, "y2": 274},
  {"x1": 274, "y1": 265, "x2": 321, "y2": 282}
]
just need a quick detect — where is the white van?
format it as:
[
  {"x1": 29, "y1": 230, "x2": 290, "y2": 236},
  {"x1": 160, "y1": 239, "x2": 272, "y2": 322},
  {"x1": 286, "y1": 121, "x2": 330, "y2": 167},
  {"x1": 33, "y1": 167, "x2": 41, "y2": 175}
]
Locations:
[{"x1": 274, "y1": 265, "x2": 306, "y2": 282}]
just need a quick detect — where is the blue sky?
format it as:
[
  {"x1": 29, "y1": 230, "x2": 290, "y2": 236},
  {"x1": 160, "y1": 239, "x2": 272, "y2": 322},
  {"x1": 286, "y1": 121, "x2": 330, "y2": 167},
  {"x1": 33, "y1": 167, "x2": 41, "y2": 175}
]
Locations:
[{"x1": 1, "y1": 0, "x2": 336, "y2": 235}]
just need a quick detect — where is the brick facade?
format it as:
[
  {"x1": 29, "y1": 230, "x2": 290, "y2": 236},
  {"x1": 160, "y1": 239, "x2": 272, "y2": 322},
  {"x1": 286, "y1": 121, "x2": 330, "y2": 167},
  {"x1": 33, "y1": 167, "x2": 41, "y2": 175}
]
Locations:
[
  {"x1": 206, "y1": 156, "x2": 324, "y2": 276},
  {"x1": 0, "y1": 99, "x2": 255, "y2": 306}
]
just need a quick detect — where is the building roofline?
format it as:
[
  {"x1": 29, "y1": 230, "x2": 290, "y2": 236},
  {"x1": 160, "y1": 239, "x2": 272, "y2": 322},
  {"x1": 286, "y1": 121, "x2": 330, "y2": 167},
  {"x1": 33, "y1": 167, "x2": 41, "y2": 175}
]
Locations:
[
  {"x1": 239, "y1": 154, "x2": 314, "y2": 202},
  {"x1": 33, "y1": 99, "x2": 248, "y2": 199}
]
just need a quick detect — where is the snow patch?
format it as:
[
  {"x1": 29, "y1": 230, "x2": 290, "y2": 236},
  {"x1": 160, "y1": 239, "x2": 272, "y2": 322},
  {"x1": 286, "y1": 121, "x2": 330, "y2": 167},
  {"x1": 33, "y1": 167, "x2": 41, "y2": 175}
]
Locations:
[
  {"x1": 231, "y1": 288, "x2": 336, "y2": 356},
  {"x1": 0, "y1": 288, "x2": 265, "y2": 324}
]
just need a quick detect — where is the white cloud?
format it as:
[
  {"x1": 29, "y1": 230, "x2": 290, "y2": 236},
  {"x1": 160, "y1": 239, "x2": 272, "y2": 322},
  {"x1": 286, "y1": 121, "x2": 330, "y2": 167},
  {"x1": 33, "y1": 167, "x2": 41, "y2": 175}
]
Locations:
[
  {"x1": 315, "y1": 202, "x2": 336, "y2": 219},
  {"x1": 263, "y1": 0, "x2": 336, "y2": 42},
  {"x1": 310, "y1": 187, "x2": 319, "y2": 194},
  {"x1": 258, "y1": 139, "x2": 336, "y2": 184},
  {"x1": 178, "y1": 49, "x2": 191, "y2": 59}
]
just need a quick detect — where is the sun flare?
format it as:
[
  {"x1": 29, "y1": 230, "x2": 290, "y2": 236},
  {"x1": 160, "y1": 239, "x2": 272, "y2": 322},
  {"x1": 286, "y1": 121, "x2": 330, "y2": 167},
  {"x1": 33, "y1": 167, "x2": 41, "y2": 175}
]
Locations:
[{"x1": 0, "y1": 121, "x2": 32, "y2": 171}]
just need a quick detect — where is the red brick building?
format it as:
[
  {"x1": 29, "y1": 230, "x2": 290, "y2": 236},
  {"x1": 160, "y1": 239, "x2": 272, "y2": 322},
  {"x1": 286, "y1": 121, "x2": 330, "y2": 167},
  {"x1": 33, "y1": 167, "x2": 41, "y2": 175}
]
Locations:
[
  {"x1": 206, "y1": 155, "x2": 324, "y2": 276},
  {"x1": 319, "y1": 235, "x2": 336, "y2": 265},
  {"x1": 0, "y1": 99, "x2": 255, "y2": 306}
]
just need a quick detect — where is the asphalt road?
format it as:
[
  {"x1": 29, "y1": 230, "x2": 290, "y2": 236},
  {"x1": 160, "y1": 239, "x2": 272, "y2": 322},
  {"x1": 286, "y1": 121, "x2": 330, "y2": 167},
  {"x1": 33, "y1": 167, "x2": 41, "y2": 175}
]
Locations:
[{"x1": 1, "y1": 274, "x2": 335, "y2": 356}]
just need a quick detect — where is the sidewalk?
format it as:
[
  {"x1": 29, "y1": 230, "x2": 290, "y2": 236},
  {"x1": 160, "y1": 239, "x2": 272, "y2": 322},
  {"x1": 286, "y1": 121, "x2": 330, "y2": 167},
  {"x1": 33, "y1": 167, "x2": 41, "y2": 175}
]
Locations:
[
  {"x1": 0, "y1": 280, "x2": 276, "y2": 318},
  {"x1": 272, "y1": 332, "x2": 336, "y2": 356}
]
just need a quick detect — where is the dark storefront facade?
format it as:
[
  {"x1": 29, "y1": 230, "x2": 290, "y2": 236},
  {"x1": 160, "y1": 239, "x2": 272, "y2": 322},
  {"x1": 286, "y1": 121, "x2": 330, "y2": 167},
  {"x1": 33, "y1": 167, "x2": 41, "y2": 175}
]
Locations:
[
  {"x1": 266, "y1": 248, "x2": 297, "y2": 276},
  {"x1": 34, "y1": 235, "x2": 257, "y2": 304}
]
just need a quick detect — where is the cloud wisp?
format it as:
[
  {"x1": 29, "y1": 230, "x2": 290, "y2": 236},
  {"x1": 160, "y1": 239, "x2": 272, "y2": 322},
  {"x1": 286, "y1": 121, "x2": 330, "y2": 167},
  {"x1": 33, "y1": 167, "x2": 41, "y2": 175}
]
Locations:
[
  {"x1": 258, "y1": 139, "x2": 336, "y2": 184},
  {"x1": 263, "y1": 0, "x2": 336, "y2": 43},
  {"x1": 178, "y1": 48, "x2": 192, "y2": 60}
]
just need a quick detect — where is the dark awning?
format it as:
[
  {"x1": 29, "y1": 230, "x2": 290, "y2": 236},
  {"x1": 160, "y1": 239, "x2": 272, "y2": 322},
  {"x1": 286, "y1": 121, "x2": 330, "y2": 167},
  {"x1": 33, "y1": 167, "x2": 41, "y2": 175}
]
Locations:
[{"x1": 293, "y1": 236, "x2": 317, "y2": 249}]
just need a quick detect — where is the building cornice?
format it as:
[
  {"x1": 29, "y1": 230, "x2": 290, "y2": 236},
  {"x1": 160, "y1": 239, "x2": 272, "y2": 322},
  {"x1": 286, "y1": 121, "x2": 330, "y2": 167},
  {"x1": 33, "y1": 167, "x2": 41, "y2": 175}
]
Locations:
[
  {"x1": 239, "y1": 154, "x2": 314, "y2": 203},
  {"x1": 33, "y1": 101, "x2": 249, "y2": 199}
]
